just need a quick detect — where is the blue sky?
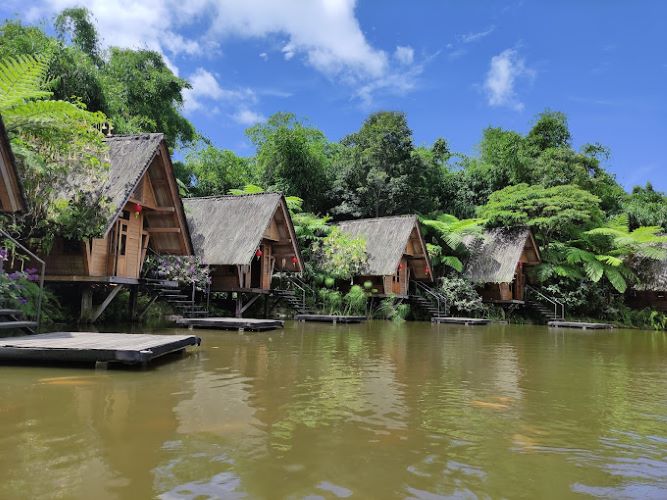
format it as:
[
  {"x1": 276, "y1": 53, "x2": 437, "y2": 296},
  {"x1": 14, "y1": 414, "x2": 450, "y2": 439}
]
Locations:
[{"x1": 4, "y1": 0, "x2": 667, "y2": 190}]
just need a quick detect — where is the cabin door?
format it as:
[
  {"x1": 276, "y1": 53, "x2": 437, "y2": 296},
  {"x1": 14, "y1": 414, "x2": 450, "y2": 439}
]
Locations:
[
  {"x1": 391, "y1": 257, "x2": 409, "y2": 295},
  {"x1": 260, "y1": 244, "x2": 273, "y2": 289},
  {"x1": 114, "y1": 211, "x2": 143, "y2": 278}
]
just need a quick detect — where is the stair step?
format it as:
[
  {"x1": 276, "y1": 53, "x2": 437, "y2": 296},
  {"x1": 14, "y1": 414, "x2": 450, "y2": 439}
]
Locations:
[
  {"x1": 0, "y1": 321, "x2": 38, "y2": 330},
  {"x1": 0, "y1": 309, "x2": 23, "y2": 316}
]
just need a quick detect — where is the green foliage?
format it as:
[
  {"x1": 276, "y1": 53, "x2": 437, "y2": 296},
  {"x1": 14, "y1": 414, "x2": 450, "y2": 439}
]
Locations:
[
  {"x1": 312, "y1": 227, "x2": 367, "y2": 280},
  {"x1": 182, "y1": 146, "x2": 256, "y2": 196},
  {"x1": 437, "y1": 276, "x2": 486, "y2": 316},
  {"x1": 247, "y1": 112, "x2": 334, "y2": 212},
  {"x1": 376, "y1": 297, "x2": 410, "y2": 322},
  {"x1": 479, "y1": 183, "x2": 604, "y2": 241},
  {"x1": 0, "y1": 12, "x2": 195, "y2": 148},
  {"x1": 332, "y1": 111, "x2": 443, "y2": 217},
  {"x1": 343, "y1": 285, "x2": 368, "y2": 316},
  {"x1": 0, "y1": 53, "x2": 110, "y2": 248},
  {"x1": 624, "y1": 183, "x2": 667, "y2": 230}
]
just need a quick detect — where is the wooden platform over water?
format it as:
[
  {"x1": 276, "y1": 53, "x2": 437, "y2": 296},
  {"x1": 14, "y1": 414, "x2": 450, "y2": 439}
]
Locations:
[
  {"x1": 295, "y1": 314, "x2": 366, "y2": 324},
  {"x1": 0, "y1": 332, "x2": 200, "y2": 366},
  {"x1": 177, "y1": 317, "x2": 284, "y2": 331},
  {"x1": 432, "y1": 317, "x2": 490, "y2": 326},
  {"x1": 548, "y1": 321, "x2": 613, "y2": 330}
]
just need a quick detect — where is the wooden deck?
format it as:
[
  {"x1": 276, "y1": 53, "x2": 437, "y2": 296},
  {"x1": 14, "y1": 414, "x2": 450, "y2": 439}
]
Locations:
[
  {"x1": 295, "y1": 314, "x2": 366, "y2": 324},
  {"x1": 0, "y1": 332, "x2": 200, "y2": 366},
  {"x1": 177, "y1": 317, "x2": 284, "y2": 331},
  {"x1": 548, "y1": 321, "x2": 613, "y2": 330},
  {"x1": 432, "y1": 317, "x2": 490, "y2": 326}
]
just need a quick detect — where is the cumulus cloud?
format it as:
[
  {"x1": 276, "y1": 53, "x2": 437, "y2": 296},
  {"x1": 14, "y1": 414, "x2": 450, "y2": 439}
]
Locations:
[
  {"x1": 483, "y1": 49, "x2": 534, "y2": 111},
  {"x1": 183, "y1": 67, "x2": 259, "y2": 117},
  {"x1": 231, "y1": 109, "x2": 266, "y2": 126},
  {"x1": 26, "y1": 0, "x2": 422, "y2": 105},
  {"x1": 394, "y1": 46, "x2": 414, "y2": 65}
]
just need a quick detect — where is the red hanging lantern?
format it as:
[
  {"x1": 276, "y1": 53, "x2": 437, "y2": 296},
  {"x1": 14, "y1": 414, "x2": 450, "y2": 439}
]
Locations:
[
  {"x1": 255, "y1": 248, "x2": 263, "y2": 258},
  {"x1": 291, "y1": 256, "x2": 298, "y2": 265},
  {"x1": 398, "y1": 263, "x2": 404, "y2": 270},
  {"x1": 134, "y1": 203, "x2": 142, "y2": 218},
  {"x1": 425, "y1": 266, "x2": 430, "y2": 275}
]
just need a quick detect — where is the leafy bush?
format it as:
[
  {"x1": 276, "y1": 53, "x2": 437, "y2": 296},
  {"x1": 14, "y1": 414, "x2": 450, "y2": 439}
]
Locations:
[
  {"x1": 343, "y1": 285, "x2": 368, "y2": 316},
  {"x1": 438, "y1": 276, "x2": 486, "y2": 316},
  {"x1": 376, "y1": 296, "x2": 410, "y2": 322},
  {"x1": 143, "y1": 255, "x2": 210, "y2": 291},
  {"x1": 312, "y1": 227, "x2": 367, "y2": 280}
]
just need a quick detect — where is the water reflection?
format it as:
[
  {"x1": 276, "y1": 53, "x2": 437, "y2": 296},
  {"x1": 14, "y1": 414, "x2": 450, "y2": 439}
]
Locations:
[{"x1": 0, "y1": 322, "x2": 665, "y2": 498}]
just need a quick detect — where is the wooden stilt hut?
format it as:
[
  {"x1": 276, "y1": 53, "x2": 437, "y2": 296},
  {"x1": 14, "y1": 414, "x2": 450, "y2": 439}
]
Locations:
[
  {"x1": 464, "y1": 228, "x2": 541, "y2": 303},
  {"x1": 42, "y1": 133, "x2": 193, "y2": 321},
  {"x1": 337, "y1": 215, "x2": 432, "y2": 297},
  {"x1": 183, "y1": 193, "x2": 303, "y2": 317},
  {"x1": 0, "y1": 115, "x2": 26, "y2": 214}
]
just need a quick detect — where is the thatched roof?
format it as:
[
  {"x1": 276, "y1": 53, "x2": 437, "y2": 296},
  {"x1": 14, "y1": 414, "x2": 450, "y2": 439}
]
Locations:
[
  {"x1": 464, "y1": 228, "x2": 537, "y2": 283},
  {"x1": 634, "y1": 255, "x2": 667, "y2": 292},
  {"x1": 0, "y1": 114, "x2": 27, "y2": 213},
  {"x1": 184, "y1": 193, "x2": 301, "y2": 266},
  {"x1": 102, "y1": 134, "x2": 164, "y2": 232},
  {"x1": 337, "y1": 215, "x2": 429, "y2": 276}
]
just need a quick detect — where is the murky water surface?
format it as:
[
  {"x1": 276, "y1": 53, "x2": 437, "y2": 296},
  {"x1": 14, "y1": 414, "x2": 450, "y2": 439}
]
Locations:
[{"x1": 1, "y1": 322, "x2": 666, "y2": 499}]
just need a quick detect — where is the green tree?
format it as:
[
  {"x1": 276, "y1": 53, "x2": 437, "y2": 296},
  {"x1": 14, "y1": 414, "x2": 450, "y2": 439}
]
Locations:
[
  {"x1": 332, "y1": 111, "x2": 443, "y2": 217},
  {"x1": 479, "y1": 183, "x2": 604, "y2": 242},
  {"x1": 624, "y1": 183, "x2": 667, "y2": 230},
  {"x1": 0, "y1": 54, "x2": 110, "y2": 248},
  {"x1": 421, "y1": 214, "x2": 485, "y2": 272},
  {"x1": 247, "y1": 112, "x2": 334, "y2": 212},
  {"x1": 182, "y1": 145, "x2": 255, "y2": 196}
]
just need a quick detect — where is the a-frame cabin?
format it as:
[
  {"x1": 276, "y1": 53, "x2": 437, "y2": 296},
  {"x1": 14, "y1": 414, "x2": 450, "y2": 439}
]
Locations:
[
  {"x1": 464, "y1": 228, "x2": 541, "y2": 303},
  {"x1": 184, "y1": 193, "x2": 303, "y2": 316},
  {"x1": 337, "y1": 215, "x2": 433, "y2": 297},
  {"x1": 44, "y1": 134, "x2": 192, "y2": 282},
  {"x1": 42, "y1": 134, "x2": 193, "y2": 321},
  {"x1": 0, "y1": 115, "x2": 26, "y2": 214}
]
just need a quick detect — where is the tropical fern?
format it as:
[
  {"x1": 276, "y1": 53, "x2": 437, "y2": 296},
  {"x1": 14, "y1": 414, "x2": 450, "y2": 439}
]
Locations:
[{"x1": 0, "y1": 54, "x2": 53, "y2": 109}]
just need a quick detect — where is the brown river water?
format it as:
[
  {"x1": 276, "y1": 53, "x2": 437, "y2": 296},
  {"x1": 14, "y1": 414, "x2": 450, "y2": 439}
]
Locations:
[{"x1": 0, "y1": 321, "x2": 666, "y2": 499}]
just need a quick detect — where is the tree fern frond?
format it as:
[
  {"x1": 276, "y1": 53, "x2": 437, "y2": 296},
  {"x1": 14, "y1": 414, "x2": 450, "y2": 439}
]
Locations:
[{"x1": 0, "y1": 54, "x2": 53, "y2": 109}]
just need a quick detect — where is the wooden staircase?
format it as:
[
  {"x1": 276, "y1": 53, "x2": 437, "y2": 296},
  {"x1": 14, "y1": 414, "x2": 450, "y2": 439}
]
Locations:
[
  {"x1": 409, "y1": 281, "x2": 448, "y2": 319},
  {"x1": 525, "y1": 286, "x2": 565, "y2": 324},
  {"x1": 0, "y1": 308, "x2": 38, "y2": 334},
  {"x1": 271, "y1": 288, "x2": 314, "y2": 315},
  {"x1": 142, "y1": 278, "x2": 209, "y2": 318}
]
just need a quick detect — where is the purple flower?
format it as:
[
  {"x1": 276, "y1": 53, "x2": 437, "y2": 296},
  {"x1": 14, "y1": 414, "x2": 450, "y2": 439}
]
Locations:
[{"x1": 18, "y1": 297, "x2": 28, "y2": 305}]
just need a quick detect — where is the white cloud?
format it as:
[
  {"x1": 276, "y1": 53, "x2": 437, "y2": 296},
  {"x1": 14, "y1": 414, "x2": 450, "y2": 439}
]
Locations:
[
  {"x1": 394, "y1": 46, "x2": 414, "y2": 65},
  {"x1": 183, "y1": 68, "x2": 259, "y2": 117},
  {"x1": 483, "y1": 49, "x2": 534, "y2": 111},
  {"x1": 26, "y1": 0, "x2": 422, "y2": 105},
  {"x1": 231, "y1": 109, "x2": 266, "y2": 126},
  {"x1": 460, "y1": 26, "x2": 495, "y2": 44},
  {"x1": 259, "y1": 52, "x2": 268, "y2": 61}
]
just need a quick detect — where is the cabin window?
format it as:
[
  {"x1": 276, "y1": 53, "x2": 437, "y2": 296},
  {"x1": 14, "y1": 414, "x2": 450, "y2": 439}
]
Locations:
[
  {"x1": 121, "y1": 211, "x2": 130, "y2": 220},
  {"x1": 119, "y1": 234, "x2": 127, "y2": 256}
]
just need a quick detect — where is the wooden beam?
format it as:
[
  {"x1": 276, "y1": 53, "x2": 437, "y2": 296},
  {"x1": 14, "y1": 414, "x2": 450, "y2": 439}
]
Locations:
[
  {"x1": 90, "y1": 285, "x2": 125, "y2": 323},
  {"x1": 147, "y1": 206, "x2": 176, "y2": 214},
  {"x1": 146, "y1": 227, "x2": 181, "y2": 234}
]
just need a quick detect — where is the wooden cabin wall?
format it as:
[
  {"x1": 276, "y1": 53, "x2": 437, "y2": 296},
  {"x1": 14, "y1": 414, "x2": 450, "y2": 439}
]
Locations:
[
  {"x1": 628, "y1": 291, "x2": 667, "y2": 313},
  {"x1": 210, "y1": 265, "x2": 241, "y2": 291},
  {"x1": 43, "y1": 238, "x2": 87, "y2": 276}
]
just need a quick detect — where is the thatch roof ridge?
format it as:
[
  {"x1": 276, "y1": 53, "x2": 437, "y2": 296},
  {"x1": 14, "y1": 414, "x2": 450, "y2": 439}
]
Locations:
[
  {"x1": 184, "y1": 193, "x2": 286, "y2": 266},
  {"x1": 464, "y1": 227, "x2": 533, "y2": 284},
  {"x1": 184, "y1": 192, "x2": 282, "y2": 201},
  {"x1": 337, "y1": 214, "x2": 421, "y2": 276}
]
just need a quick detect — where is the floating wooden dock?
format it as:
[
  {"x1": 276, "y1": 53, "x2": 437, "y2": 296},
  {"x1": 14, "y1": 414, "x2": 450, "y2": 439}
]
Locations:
[
  {"x1": 432, "y1": 317, "x2": 490, "y2": 326},
  {"x1": 548, "y1": 321, "x2": 613, "y2": 330},
  {"x1": 295, "y1": 314, "x2": 366, "y2": 324},
  {"x1": 177, "y1": 317, "x2": 284, "y2": 331},
  {"x1": 0, "y1": 332, "x2": 200, "y2": 366}
]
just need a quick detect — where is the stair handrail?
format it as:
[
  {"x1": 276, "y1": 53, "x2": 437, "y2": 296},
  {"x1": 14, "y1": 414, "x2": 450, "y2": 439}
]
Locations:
[
  {"x1": 412, "y1": 280, "x2": 447, "y2": 317},
  {"x1": 526, "y1": 285, "x2": 565, "y2": 319},
  {"x1": 1, "y1": 229, "x2": 45, "y2": 327}
]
